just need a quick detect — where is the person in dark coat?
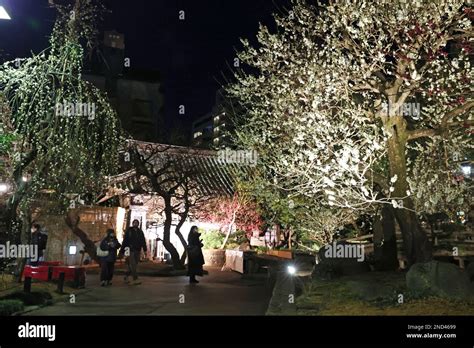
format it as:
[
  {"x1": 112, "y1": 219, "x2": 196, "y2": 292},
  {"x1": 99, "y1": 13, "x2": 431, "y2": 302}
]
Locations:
[
  {"x1": 30, "y1": 223, "x2": 48, "y2": 266},
  {"x1": 99, "y1": 229, "x2": 121, "y2": 286},
  {"x1": 119, "y1": 219, "x2": 147, "y2": 285},
  {"x1": 187, "y1": 226, "x2": 205, "y2": 284}
]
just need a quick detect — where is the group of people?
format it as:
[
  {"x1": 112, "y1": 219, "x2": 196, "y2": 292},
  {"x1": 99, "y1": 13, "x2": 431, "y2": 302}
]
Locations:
[{"x1": 97, "y1": 220, "x2": 205, "y2": 286}]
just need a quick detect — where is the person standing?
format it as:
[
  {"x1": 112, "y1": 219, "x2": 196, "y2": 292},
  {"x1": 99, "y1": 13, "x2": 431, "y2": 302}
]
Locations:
[
  {"x1": 99, "y1": 229, "x2": 121, "y2": 287},
  {"x1": 119, "y1": 219, "x2": 147, "y2": 285},
  {"x1": 187, "y1": 226, "x2": 204, "y2": 284},
  {"x1": 30, "y1": 223, "x2": 48, "y2": 266}
]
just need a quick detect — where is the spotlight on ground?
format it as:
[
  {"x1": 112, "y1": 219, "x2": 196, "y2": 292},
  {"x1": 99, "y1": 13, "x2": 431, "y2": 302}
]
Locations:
[
  {"x1": 287, "y1": 265, "x2": 297, "y2": 275},
  {"x1": 0, "y1": 183, "x2": 9, "y2": 193}
]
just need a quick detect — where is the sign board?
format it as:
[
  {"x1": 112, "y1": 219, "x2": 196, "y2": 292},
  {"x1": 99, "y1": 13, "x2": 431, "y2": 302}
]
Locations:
[{"x1": 225, "y1": 250, "x2": 244, "y2": 274}]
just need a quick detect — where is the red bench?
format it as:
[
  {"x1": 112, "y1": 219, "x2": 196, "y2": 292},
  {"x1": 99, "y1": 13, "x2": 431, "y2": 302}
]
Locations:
[
  {"x1": 23, "y1": 265, "x2": 50, "y2": 282},
  {"x1": 51, "y1": 266, "x2": 86, "y2": 288}
]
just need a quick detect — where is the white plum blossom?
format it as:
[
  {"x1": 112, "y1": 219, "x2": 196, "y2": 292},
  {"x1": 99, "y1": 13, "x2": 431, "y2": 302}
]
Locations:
[{"x1": 228, "y1": 0, "x2": 473, "y2": 249}]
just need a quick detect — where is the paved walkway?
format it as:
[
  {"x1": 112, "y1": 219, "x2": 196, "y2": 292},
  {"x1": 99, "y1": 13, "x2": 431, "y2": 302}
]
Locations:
[{"x1": 24, "y1": 267, "x2": 272, "y2": 316}]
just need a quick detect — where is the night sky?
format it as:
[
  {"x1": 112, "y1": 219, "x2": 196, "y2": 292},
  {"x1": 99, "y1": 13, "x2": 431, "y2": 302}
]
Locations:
[{"x1": 0, "y1": 0, "x2": 292, "y2": 142}]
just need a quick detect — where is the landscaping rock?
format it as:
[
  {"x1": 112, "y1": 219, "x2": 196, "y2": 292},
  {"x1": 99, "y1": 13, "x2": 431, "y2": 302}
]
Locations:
[
  {"x1": 406, "y1": 261, "x2": 473, "y2": 300},
  {"x1": 266, "y1": 269, "x2": 296, "y2": 315}
]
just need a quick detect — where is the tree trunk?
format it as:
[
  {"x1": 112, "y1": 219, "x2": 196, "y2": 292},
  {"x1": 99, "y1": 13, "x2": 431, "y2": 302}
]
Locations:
[
  {"x1": 373, "y1": 205, "x2": 398, "y2": 271},
  {"x1": 174, "y1": 212, "x2": 188, "y2": 264},
  {"x1": 221, "y1": 210, "x2": 237, "y2": 249},
  {"x1": 174, "y1": 227, "x2": 188, "y2": 265},
  {"x1": 15, "y1": 206, "x2": 31, "y2": 282},
  {"x1": 386, "y1": 118, "x2": 432, "y2": 266},
  {"x1": 65, "y1": 211, "x2": 100, "y2": 263},
  {"x1": 163, "y1": 196, "x2": 184, "y2": 269}
]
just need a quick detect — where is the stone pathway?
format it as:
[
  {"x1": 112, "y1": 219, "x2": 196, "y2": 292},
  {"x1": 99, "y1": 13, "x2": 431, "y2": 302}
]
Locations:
[{"x1": 24, "y1": 267, "x2": 272, "y2": 316}]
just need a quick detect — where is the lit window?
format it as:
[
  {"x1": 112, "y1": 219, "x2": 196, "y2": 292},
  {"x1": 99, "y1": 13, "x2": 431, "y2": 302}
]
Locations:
[{"x1": 68, "y1": 246, "x2": 77, "y2": 255}]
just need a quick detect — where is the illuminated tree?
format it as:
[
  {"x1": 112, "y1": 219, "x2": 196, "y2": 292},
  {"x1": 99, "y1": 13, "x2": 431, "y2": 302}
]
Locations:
[
  {"x1": 198, "y1": 192, "x2": 264, "y2": 249},
  {"x1": 228, "y1": 0, "x2": 473, "y2": 265},
  {"x1": 0, "y1": 0, "x2": 121, "y2": 252},
  {"x1": 127, "y1": 142, "x2": 213, "y2": 269}
]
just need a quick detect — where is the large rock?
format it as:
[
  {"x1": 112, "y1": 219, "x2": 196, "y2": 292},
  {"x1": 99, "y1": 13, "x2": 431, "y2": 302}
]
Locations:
[{"x1": 406, "y1": 261, "x2": 473, "y2": 300}]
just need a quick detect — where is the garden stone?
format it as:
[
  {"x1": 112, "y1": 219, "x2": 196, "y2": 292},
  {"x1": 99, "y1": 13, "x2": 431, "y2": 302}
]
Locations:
[{"x1": 406, "y1": 261, "x2": 473, "y2": 300}]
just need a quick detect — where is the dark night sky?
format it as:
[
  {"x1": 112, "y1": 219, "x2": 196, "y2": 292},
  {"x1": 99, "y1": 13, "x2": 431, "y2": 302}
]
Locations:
[{"x1": 0, "y1": 0, "x2": 292, "y2": 142}]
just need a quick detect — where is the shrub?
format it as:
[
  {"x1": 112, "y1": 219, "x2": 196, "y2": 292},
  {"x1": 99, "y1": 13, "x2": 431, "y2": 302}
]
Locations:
[
  {"x1": 201, "y1": 230, "x2": 225, "y2": 249},
  {"x1": 0, "y1": 300, "x2": 24, "y2": 315},
  {"x1": 226, "y1": 230, "x2": 249, "y2": 249},
  {"x1": 2, "y1": 291, "x2": 52, "y2": 306}
]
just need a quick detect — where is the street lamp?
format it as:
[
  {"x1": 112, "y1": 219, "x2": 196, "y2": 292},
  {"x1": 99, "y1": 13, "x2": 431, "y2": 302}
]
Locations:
[{"x1": 0, "y1": 6, "x2": 11, "y2": 20}]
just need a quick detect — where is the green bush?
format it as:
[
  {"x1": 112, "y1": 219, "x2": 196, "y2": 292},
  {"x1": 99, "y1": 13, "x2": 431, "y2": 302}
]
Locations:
[
  {"x1": 0, "y1": 300, "x2": 24, "y2": 315},
  {"x1": 254, "y1": 246, "x2": 269, "y2": 254},
  {"x1": 2, "y1": 291, "x2": 52, "y2": 306},
  {"x1": 201, "y1": 230, "x2": 225, "y2": 249},
  {"x1": 226, "y1": 230, "x2": 249, "y2": 249}
]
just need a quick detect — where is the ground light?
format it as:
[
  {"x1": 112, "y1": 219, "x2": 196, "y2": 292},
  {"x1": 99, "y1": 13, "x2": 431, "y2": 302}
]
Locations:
[
  {"x1": 461, "y1": 163, "x2": 471, "y2": 177},
  {"x1": 0, "y1": 183, "x2": 9, "y2": 193},
  {"x1": 287, "y1": 265, "x2": 297, "y2": 275},
  {"x1": 0, "y1": 6, "x2": 11, "y2": 20}
]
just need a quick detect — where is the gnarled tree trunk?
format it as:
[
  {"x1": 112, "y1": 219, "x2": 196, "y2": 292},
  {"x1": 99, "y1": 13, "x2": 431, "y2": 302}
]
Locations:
[
  {"x1": 386, "y1": 116, "x2": 432, "y2": 267},
  {"x1": 163, "y1": 196, "x2": 184, "y2": 269}
]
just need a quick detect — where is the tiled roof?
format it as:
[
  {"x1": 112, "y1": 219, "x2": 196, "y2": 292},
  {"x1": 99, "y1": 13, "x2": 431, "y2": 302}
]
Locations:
[{"x1": 104, "y1": 141, "x2": 247, "y2": 199}]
